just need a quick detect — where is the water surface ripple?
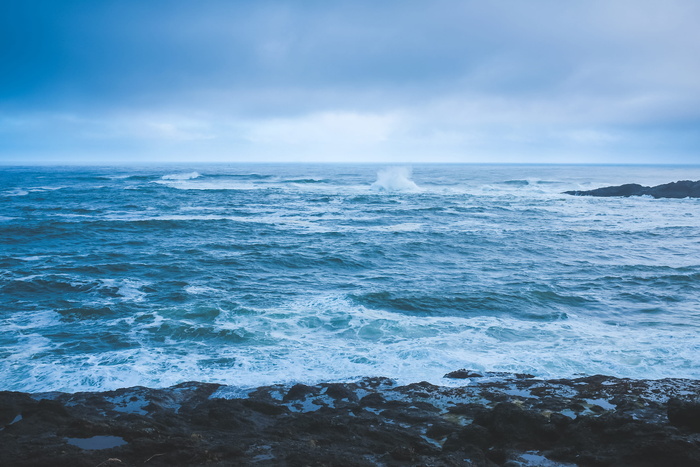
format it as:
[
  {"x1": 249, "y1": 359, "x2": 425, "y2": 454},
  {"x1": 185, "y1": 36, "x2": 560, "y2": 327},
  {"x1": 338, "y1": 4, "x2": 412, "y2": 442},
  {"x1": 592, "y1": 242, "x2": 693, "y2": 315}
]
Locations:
[{"x1": 1, "y1": 164, "x2": 699, "y2": 392}]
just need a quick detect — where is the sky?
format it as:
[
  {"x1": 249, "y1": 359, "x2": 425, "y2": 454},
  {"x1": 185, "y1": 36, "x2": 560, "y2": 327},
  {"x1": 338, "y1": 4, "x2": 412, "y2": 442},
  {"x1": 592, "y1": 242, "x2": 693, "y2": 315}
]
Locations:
[{"x1": 1, "y1": 0, "x2": 699, "y2": 165}]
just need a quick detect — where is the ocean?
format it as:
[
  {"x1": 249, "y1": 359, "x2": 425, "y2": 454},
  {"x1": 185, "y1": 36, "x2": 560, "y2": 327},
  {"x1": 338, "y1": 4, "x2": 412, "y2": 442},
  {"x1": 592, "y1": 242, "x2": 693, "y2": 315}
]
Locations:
[{"x1": 1, "y1": 164, "x2": 699, "y2": 393}]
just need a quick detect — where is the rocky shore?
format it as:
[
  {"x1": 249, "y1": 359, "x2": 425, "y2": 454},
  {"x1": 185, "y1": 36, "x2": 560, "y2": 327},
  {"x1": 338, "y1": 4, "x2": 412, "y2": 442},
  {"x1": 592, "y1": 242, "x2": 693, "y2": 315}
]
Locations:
[
  {"x1": 2, "y1": 372, "x2": 700, "y2": 466},
  {"x1": 564, "y1": 180, "x2": 700, "y2": 198}
]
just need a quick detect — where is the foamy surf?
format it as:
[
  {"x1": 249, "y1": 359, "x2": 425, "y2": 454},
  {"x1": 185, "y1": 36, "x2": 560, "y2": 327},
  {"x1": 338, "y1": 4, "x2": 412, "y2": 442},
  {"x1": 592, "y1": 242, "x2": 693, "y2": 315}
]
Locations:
[{"x1": 2, "y1": 292, "x2": 699, "y2": 393}]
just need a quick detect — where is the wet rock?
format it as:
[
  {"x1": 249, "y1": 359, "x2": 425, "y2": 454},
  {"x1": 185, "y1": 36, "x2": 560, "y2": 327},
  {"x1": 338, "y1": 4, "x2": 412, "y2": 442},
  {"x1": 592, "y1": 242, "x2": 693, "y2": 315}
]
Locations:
[
  {"x1": 474, "y1": 402, "x2": 555, "y2": 446},
  {"x1": 241, "y1": 398, "x2": 288, "y2": 416},
  {"x1": 323, "y1": 383, "x2": 358, "y2": 402},
  {"x1": 358, "y1": 392, "x2": 385, "y2": 407},
  {"x1": 668, "y1": 397, "x2": 700, "y2": 432},
  {"x1": 444, "y1": 369, "x2": 483, "y2": 379},
  {"x1": 549, "y1": 412, "x2": 573, "y2": 429},
  {"x1": 2, "y1": 374, "x2": 700, "y2": 466},
  {"x1": 425, "y1": 420, "x2": 459, "y2": 440},
  {"x1": 458, "y1": 423, "x2": 493, "y2": 450},
  {"x1": 648, "y1": 180, "x2": 700, "y2": 198},
  {"x1": 283, "y1": 383, "x2": 319, "y2": 401},
  {"x1": 564, "y1": 180, "x2": 700, "y2": 198}
]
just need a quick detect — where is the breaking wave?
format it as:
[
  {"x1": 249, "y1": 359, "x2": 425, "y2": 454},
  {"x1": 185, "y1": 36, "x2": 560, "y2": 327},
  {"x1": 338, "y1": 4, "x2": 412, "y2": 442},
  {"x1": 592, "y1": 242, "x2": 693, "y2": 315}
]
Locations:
[
  {"x1": 161, "y1": 171, "x2": 201, "y2": 180},
  {"x1": 370, "y1": 167, "x2": 421, "y2": 192}
]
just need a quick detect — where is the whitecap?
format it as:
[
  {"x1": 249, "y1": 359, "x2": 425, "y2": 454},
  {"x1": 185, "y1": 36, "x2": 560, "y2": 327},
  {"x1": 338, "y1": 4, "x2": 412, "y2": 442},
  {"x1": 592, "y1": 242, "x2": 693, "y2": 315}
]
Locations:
[
  {"x1": 161, "y1": 171, "x2": 201, "y2": 180},
  {"x1": 3, "y1": 189, "x2": 29, "y2": 197},
  {"x1": 185, "y1": 285, "x2": 218, "y2": 295},
  {"x1": 101, "y1": 279, "x2": 148, "y2": 302}
]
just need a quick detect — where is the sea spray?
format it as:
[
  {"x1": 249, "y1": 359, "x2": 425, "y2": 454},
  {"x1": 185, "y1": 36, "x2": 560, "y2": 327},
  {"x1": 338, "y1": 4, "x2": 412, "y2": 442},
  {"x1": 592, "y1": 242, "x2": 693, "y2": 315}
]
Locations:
[{"x1": 370, "y1": 167, "x2": 420, "y2": 192}]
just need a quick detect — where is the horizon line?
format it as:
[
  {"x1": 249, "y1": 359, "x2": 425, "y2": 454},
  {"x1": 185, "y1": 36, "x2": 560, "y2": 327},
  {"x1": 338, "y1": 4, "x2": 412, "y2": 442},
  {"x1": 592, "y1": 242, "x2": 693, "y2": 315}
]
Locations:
[{"x1": 3, "y1": 162, "x2": 700, "y2": 168}]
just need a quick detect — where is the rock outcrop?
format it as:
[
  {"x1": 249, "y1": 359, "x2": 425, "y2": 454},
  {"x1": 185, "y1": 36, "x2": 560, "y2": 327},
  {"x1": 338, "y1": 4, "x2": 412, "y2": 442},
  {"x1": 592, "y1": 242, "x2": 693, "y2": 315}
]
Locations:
[
  {"x1": 2, "y1": 373, "x2": 700, "y2": 466},
  {"x1": 565, "y1": 180, "x2": 700, "y2": 198}
]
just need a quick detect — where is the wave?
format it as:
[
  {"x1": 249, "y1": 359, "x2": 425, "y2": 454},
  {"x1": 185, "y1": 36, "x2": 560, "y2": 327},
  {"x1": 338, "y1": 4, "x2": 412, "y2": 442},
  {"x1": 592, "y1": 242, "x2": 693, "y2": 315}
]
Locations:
[
  {"x1": 2, "y1": 189, "x2": 29, "y2": 197},
  {"x1": 0, "y1": 275, "x2": 149, "y2": 305},
  {"x1": 501, "y1": 180, "x2": 530, "y2": 186},
  {"x1": 161, "y1": 171, "x2": 201, "y2": 180},
  {"x1": 206, "y1": 173, "x2": 275, "y2": 180},
  {"x1": 349, "y1": 289, "x2": 587, "y2": 318},
  {"x1": 500, "y1": 179, "x2": 562, "y2": 187},
  {"x1": 282, "y1": 178, "x2": 329, "y2": 184},
  {"x1": 3, "y1": 293, "x2": 699, "y2": 393},
  {"x1": 125, "y1": 175, "x2": 159, "y2": 181},
  {"x1": 370, "y1": 167, "x2": 421, "y2": 192}
]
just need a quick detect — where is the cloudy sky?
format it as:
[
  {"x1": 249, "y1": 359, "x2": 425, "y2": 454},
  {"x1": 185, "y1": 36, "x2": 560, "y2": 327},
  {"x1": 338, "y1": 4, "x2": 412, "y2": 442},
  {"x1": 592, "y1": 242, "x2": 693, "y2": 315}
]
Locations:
[{"x1": 1, "y1": 0, "x2": 698, "y2": 164}]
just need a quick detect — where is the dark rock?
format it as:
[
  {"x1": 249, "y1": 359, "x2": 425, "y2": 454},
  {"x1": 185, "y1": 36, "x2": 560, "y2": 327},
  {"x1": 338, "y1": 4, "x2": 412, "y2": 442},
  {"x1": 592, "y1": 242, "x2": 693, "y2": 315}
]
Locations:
[
  {"x1": 389, "y1": 445, "x2": 416, "y2": 461},
  {"x1": 380, "y1": 407, "x2": 435, "y2": 424},
  {"x1": 668, "y1": 397, "x2": 700, "y2": 432},
  {"x1": 358, "y1": 392, "x2": 385, "y2": 407},
  {"x1": 648, "y1": 180, "x2": 700, "y2": 199},
  {"x1": 241, "y1": 398, "x2": 288, "y2": 415},
  {"x1": 283, "y1": 383, "x2": 318, "y2": 401},
  {"x1": 474, "y1": 402, "x2": 554, "y2": 446},
  {"x1": 425, "y1": 421, "x2": 459, "y2": 440},
  {"x1": 564, "y1": 180, "x2": 700, "y2": 199},
  {"x1": 2, "y1": 374, "x2": 700, "y2": 466},
  {"x1": 550, "y1": 412, "x2": 573, "y2": 428},
  {"x1": 444, "y1": 369, "x2": 483, "y2": 379},
  {"x1": 323, "y1": 383, "x2": 358, "y2": 402},
  {"x1": 459, "y1": 423, "x2": 493, "y2": 449},
  {"x1": 486, "y1": 447, "x2": 510, "y2": 464},
  {"x1": 566, "y1": 183, "x2": 648, "y2": 197},
  {"x1": 447, "y1": 402, "x2": 482, "y2": 415}
]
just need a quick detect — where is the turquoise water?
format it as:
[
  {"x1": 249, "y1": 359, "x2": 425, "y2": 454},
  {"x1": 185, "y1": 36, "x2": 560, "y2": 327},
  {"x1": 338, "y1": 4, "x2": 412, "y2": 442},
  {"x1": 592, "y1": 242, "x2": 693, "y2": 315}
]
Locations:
[{"x1": 1, "y1": 164, "x2": 699, "y2": 392}]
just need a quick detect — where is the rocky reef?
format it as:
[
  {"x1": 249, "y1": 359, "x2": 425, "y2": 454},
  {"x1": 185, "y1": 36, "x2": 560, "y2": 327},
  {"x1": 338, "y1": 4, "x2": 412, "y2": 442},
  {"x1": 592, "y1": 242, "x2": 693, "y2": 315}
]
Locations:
[
  {"x1": 2, "y1": 372, "x2": 700, "y2": 466},
  {"x1": 564, "y1": 180, "x2": 700, "y2": 198}
]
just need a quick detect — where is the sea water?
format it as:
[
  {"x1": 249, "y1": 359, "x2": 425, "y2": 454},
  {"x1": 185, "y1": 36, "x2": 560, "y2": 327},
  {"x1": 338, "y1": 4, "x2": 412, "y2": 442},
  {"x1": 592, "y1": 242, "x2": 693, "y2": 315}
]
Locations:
[{"x1": 1, "y1": 164, "x2": 699, "y2": 393}]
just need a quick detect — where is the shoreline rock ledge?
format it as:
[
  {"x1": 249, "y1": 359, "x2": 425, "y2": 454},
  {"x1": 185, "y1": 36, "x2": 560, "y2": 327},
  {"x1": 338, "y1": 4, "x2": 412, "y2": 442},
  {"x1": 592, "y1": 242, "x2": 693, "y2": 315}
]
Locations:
[
  {"x1": 564, "y1": 180, "x2": 700, "y2": 198},
  {"x1": 2, "y1": 372, "x2": 700, "y2": 466}
]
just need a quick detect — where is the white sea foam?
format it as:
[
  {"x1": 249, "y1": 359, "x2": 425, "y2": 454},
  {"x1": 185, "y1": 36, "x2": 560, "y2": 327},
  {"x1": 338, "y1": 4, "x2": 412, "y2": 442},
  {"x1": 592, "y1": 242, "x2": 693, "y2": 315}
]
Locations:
[
  {"x1": 101, "y1": 279, "x2": 148, "y2": 302},
  {"x1": 161, "y1": 171, "x2": 201, "y2": 180},
  {"x1": 5, "y1": 309, "x2": 63, "y2": 331},
  {"x1": 3, "y1": 189, "x2": 29, "y2": 197},
  {"x1": 8, "y1": 293, "x2": 697, "y2": 393},
  {"x1": 370, "y1": 167, "x2": 421, "y2": 192},
  {"x1": 185, "y1": 285, "x2": 218, "y2": 295},
  {"x1": 3, "y1": 187, "x2": 66, "y2": 196},
  {"x1": 33, "y1": 186, "x2": 65, "y2": 191}
]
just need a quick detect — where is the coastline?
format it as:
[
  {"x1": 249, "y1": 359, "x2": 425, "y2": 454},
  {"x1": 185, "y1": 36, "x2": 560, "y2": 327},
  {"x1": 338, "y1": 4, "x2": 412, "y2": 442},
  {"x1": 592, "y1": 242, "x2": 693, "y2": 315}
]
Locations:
[{"x1": 2, "y1": 372, "x2": 699, "y2": 466}]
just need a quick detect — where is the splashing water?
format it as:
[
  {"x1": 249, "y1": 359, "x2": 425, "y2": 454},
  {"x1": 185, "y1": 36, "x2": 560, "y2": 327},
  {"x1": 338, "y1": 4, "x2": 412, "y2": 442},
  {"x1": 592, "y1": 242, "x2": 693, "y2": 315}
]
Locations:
[{"x1": 370, "y1": 167, "x2": 420, "y2": 192}]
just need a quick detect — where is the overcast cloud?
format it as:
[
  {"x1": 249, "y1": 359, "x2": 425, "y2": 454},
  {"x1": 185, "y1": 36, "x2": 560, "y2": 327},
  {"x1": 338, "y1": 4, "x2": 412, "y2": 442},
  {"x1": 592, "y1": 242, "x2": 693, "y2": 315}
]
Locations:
[{"x1": 1, "y1": 0, "x2": 698, "y2": 164}]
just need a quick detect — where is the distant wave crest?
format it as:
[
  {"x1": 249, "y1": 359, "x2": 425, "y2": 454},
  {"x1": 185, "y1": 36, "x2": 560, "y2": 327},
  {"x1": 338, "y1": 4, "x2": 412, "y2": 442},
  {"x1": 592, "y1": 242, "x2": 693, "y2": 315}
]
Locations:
[
  {"x1": 162, "y1": 171, "x2": 201, "y2": 180},
  {"x1": 370, "y1": 167, "x2": 420, "y2": 192}
]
